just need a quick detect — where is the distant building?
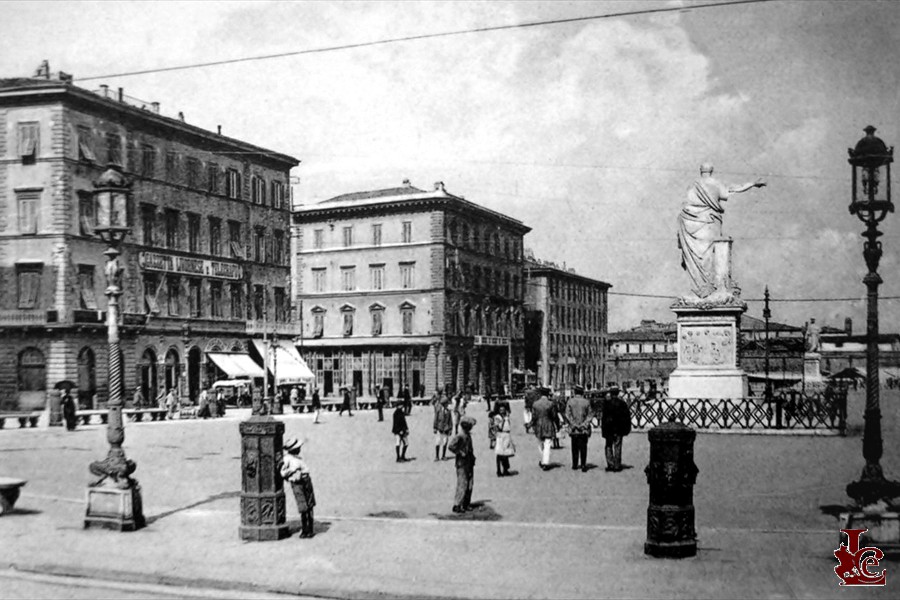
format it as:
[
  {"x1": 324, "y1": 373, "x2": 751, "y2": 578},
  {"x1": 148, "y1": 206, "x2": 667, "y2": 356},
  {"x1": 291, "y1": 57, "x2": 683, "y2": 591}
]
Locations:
[
  {"x1": 820, "y1": 318, "x2": 900, "y2": 381},
  {"x1": 292, "y1": 180, "x2": 530, "y2": 398},
  {"x1": 0, "y1": 71, "x2": 298, "y2": 412},
  {"x1": 523, "y1": 258, "x2": 611, "y2": 391}
]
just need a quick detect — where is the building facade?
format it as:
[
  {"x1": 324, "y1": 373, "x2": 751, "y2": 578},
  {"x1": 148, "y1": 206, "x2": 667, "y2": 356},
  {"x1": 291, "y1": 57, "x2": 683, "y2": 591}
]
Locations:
[
  {"x1": 523, "y1": 258, "x2": 611, "y2": 391},
  {"x1": 0, "y1": 72, "x2": 298, "y2": 412},
  {"x1": 292, "y1": 181, "x2": 530, "y2": 399}
]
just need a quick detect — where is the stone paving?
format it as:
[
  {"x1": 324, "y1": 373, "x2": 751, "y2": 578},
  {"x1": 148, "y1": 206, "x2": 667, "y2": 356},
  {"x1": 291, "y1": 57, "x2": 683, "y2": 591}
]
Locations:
[{"x1": 0, "y1": 389, "x2": 897, "y2": 598}]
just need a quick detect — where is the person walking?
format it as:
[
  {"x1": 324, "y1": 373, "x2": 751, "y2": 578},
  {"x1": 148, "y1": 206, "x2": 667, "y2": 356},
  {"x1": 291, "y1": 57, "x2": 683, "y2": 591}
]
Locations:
[
  {"x1": 523, "y1": 384, "x2": 537, "y2": 434},
  {"x1": 132, "y1": 387, "x2": 144, "y2": 410},
  {"x1": 376, "y1": 385, "x2": 386, "y2": 422},
  {"x1": 197, "y1": 387, "x2": 211, "y2": 419},
  {"x1": 448, "y1": 415, "x2": 476, "y2": 513},
  {"x1": 280, "y1": 437, "x2": 316, "y2": 538},
  {"x1": 392, "y1": 403, "x2": 410, "y2": 462},
  {"x1": 565, "y1": 385, "x2": 592, "y2": 472},
  {"x1": 165, "y1": 388, "x2": 178, "y2": 420},
  {"x1": 339, "y1": 387, "x2": 353, "y2": 417},
  {"x1": 433, "y1": 396, "x2": 453, "y2": 461},
  {"x1": 290, "y1": 386, "x2": 300, "y2": 413},
  {"x1": 493, "y1": 404, "x2": 515, "y2": 477},
  {"x1": 62, "y1": 389, "x2": 77, "y2": 431},
  {"x1": 401, "y1": 384, "x2": 413, "y2": 415},
  {"x1": 532, "y1": 388, "x2": 557, "y2": 471},
  {"x1": 601, "y1": 386, "x2": 632, "y2": 472},
  {"x1": 311, "y1": 387, "x2": 322, "y2": 424}
]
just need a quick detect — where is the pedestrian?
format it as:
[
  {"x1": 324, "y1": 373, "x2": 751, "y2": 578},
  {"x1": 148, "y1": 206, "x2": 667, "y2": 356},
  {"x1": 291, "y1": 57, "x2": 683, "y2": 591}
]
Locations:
[
  {"x1": 532, "y1": 387, "x2": 557, "y2": 471},
  {"x1": 493, "y1": 404, "x2": 515, "y2": 477},
  {"x1": 487, "y1": 404, "x2": 497, "y2": 449},
  {"x1": 565, "y1": 385, "x2": 592, "y2": 472},
  {"x1": 339, "y1": 387, "x2": 353, "y2": 417},
  {"x1": 448, "y1": 415, "x2": 476, "y2": 513},
  {"x1": 433, "y1": 396, "x2": 453, "y2": 461},
  {"x1": 132, "y1": 387, "x2": 144, "y2": 410},
  {"x1": 392, "y1": 403, "x2": 410, "y2": 462},
  {"x1": 451, "y1": 391, "x2": 467, "y2": 435},
  {"x1": 157, "y1": 389, "x2": 167, "y2": 410},
  {"x1": 552, "y1": 392, "x2": 567, "y2": 449},
  {"x1": 215, "y1": 387, "x2": 225, "y2": 417},
  {"x1": 376, "y1": 385, "x2": 386, "y2": 422},
  {"x1": 165, "y1": 388, "x2": 178, "y2": 420},
  {"x1": 290, "y1": 386, "x2": 300, "y2": 413},
  {"x1": 401, "y1": 384, "x2": 413, "y2": 416},
  {"x1": 280, "y1": 437, "x2": 316, "y2": 538},
  {"x1": 431, "y1": 387, "x2": 443, "y2": 409},
  {"x1": 197, "y1": 386, "x2": 211, "y2": 419},
  {"x1": 523, "y1": 384, "x2": 537, "y2": 434},
  {"x1": 62, "y1": 389, "x2": 77, "y2": 431},
  {"x1": 601, "y1": 386, "x2": 632, "y2": 472},
  {"x1": 311, "y1": 387, "x2": 322, "y2": 424},
  {"x1": 484, "y1": 387, "x2": 493, "y2": 414}
]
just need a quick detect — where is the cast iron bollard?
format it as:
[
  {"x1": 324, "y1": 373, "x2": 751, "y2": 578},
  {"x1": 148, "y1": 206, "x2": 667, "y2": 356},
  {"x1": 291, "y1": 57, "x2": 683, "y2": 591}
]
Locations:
[
  {"x1": 239, "y1": 415, "x2": 289, "y2": 541},
  {"x1": 645, "y1": 421, "x2": 698, "y2": 558}
]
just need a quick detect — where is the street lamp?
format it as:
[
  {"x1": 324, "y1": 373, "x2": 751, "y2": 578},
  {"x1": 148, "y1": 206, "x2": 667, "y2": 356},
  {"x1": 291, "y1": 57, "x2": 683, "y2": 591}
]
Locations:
[
  {"x1": 763, "y1": 286, "x2": 772, "y2": 404},
  {"x1": 85, "y1": 164, "x2": 145, "y2": 531},
  {"x1": 845, "y1": 126, "x2": 900, "y2": 507}
]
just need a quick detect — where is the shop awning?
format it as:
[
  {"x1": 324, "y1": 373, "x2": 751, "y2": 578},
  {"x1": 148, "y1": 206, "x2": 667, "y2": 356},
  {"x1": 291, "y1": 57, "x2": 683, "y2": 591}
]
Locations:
[
  {"x1": 251, "y1": 340, "x2": 315, "y2": 385},
  {"x1": 207, "y1": 352, "x2": 265, "y2": 379}
]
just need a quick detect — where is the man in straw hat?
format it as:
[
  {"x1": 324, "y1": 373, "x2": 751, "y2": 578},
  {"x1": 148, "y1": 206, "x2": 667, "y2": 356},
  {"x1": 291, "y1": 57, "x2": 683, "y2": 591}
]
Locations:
[
  {"x1": 281, "y1": 437, "x2": 316, "y2": 538},
  {"x1": 448, "y1": 415, "x2": 477, "y2": 513}
]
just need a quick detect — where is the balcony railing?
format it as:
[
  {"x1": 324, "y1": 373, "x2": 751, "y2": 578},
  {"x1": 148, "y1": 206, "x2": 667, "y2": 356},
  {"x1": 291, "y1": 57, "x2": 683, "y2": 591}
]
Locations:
[
  {"x1": 245, "y1": 319, "x2": 302, "y2": 336},
  {"x1": 0, "y1": 310, "x2": 47, "y2": 326}
]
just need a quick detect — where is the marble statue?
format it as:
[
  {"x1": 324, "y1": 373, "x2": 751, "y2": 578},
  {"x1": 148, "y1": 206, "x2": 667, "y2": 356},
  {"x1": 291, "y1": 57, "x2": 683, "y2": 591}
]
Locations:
[
  {"x1": 806, "y1": 318, "x2": 821, "y2": 353},
  {"x1": 678, "y1": 163, "x2": 766, "y2": 299}
]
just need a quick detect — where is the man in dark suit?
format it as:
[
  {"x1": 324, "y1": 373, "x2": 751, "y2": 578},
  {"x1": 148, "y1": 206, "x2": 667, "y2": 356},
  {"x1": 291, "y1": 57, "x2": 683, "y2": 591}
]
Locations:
[
  {"x1": 449, "y1": 415, "x2": 476, "y2": 512},
  {"x1": 601, "y1": 386, "x2": 631, "y2": 471},
  {"x1": 376, "y1": 385, "x2": 386, "y2": 422},
  {"x1": 532, "y1": 387, "x2": 557, "y2": 471},
  {"x1": 565, "y1": 385, "x2": 592, "y2": 472}
]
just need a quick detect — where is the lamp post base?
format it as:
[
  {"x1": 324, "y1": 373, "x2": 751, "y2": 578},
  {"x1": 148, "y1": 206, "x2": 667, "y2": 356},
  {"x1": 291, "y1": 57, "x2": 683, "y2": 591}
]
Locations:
[
  {"x1": 840, "y1": 510, "x2": 900, "y2": 556},
  {"x1": 84, "y1": 481, "x2": 145, "y2": 532},
  {"x1": 846, "y1": 463, "x2": 900, "y2": 508}
]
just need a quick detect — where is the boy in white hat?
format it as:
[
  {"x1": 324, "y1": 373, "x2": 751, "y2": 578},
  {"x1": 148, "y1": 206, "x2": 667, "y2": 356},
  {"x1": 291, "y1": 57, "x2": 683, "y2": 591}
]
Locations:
[{"x1": 281, "y1": 437, "x2": 316, "y2": 538}]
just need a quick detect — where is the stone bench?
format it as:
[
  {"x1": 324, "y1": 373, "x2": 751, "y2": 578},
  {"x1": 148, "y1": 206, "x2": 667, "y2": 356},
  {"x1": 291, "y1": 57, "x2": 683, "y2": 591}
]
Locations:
[
  {"x1": 123, "y1": 408, "x2": 167, "y2": 422},
  {"x1": 0, "y1": 412, "x2": 41, "y2": 429},
  {"x1": 0, "y1": 477, "x2": 26, "y2": 515},
  {"x1": 77, "y1": 410, "x2": 109, "y2": 426}
]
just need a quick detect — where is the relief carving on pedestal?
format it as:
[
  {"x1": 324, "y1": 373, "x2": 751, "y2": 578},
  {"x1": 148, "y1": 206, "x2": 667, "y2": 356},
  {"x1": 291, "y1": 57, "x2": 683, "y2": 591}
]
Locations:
[{"x1": 680, "y1": 326, "x2": 733, "y2": 366}]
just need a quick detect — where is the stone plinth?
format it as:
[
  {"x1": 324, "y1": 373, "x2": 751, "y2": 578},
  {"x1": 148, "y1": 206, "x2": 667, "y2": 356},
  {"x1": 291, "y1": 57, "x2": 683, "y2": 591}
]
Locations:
[
  {"x1": 239, "y1": 416, "x2": 289, "y2": 541},
  {"x1": 803, "y1": 353, "x2": 823, "y2": 382},
  {"x1": 840, "y1": 511, "x2": 900, "y2": 556},
  {"x1": 668, "y1": 301, "x2": 747, "y2": 399},
  {"x1": 84, "y1": 482, "x2": 144, "y2": 531}
]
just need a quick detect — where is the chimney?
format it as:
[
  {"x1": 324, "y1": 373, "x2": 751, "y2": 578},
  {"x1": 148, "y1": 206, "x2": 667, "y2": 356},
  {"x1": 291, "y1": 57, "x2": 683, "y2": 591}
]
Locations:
[
  {"x1": 845, "y1": 317, "x2": 852, "y2": 335},
  {"x1": 151, "y1": 102, "x2": 160, "y2": 114},
  {"x1": 100, "y1": 84, "x2": 109, "y2": 98},
  {"x1": 434, "y1": 181, "x2": 445, "y2": 192},
  {"x1": 402, "y1": 178, "x2": 411, "y2": 187},
  {"x1": 118, "y1": 87, "x2": 124, "y2": 102},
  {"x1": 217, "y1": 125, "x2": 222, "y2": 135},
  {"x1": 178, "y1": 112, "x2": 185, "y2": 122}
]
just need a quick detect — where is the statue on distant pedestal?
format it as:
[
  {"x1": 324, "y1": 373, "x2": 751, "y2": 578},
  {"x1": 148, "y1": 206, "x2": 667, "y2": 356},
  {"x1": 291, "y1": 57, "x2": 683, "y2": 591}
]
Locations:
[
  {"x1": 805, "y1": 318, "x2": 821, "y2": 353},
  {"x1": 677, "y1": 163, "x2": 766, "y2": 299}
]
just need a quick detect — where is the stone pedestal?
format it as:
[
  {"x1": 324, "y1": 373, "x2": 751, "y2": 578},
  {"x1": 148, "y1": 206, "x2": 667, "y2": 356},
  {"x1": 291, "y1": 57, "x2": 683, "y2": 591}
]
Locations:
[
  {"x1": 239, "y1": 416, "x2": 289, "y2": 541},
  {"x1": 803, "y1": 353, "x2": 823, "y2": 382},
  {"x1": 840, "y1": 510, "x2": 900, "y2": 556},
  {"x1": 668, "y1": 302, "x2": 748, "y2": 399},
  {"x1": 49, "y1": 390, "x2": 63, "y2": 427},
  {"x1": 84, "y1": 482, "x2": 144, "y2": 531}
]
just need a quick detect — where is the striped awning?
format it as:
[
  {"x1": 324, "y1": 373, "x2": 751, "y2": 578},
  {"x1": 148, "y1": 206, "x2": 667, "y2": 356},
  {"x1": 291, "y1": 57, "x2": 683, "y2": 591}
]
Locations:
[{"x1": 207, "y1": 352, "x2": 264, "y2": 379}]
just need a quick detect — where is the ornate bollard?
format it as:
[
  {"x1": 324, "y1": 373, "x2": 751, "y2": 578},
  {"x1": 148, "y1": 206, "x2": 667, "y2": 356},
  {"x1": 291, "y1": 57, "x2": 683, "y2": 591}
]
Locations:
[
  {"x1": 239, "y1": 415, "x2": 289, "y2": 541},
  {"x1": 645, "y1": 421, "x2": 698, "y2": 558}
]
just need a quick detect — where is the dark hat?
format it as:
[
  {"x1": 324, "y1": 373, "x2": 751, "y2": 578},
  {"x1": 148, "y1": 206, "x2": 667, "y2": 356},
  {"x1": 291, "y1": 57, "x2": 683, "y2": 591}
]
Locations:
[
  {"x1": 573, "y1": 385, "x2": 585, "y2": 394},
  {"x1": 539, "y1": 386, "x2": 552, "y2": 395},
  {"x1": 284, "y1": 437, "x2": 306, "y2": 453},
  {"x1": 460, "y1": 415, "x2": 476, "y2": 429}
]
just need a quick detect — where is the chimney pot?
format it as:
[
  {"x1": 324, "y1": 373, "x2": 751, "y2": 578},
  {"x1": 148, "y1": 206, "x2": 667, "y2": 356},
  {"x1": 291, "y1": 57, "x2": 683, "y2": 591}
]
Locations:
[
  {"x1": 845, "y1": 317, "x2": 852, "y2": 335},
  {"x1": 151, "y1": 102, "x2": 160, "y2": 114},
  {"x1": 100, "y1": 84, "x2": 109, "y2": 98},
  {"x1": 118, "y1": 87, "x2": 124, "y2": 102},
  {"x1": 434, "y1": 181, "x2": 445, "y2": 192},
  {"x1": 217, "y1": 125, "x2": 222, "y2": 135}
]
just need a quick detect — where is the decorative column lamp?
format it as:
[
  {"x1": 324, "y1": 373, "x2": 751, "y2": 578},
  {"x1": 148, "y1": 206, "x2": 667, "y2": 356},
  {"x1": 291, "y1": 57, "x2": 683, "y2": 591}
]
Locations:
[
  {"x1": 843, "y1": 127, "x2": 900, "y2": 530},
  {"x1": 84, "y1": 164, "x2": 145, "y2": 531}
]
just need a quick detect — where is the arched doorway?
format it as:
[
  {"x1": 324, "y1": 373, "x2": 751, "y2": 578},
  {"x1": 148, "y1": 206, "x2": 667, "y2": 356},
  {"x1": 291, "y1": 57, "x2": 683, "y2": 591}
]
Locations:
[
  {"x1": 77, "y1": 347, "x2": 96, "y2": 409},
  {"x1": 17, "y1": 347, "x2": 46, "y2": 411},
  {"x1": 187, "y1": 346, "x2": 201, "y2": 404},
  {"x1": 164, "y1": 349, "x2": 180, "y2": 397},
  {"x1": 140, "y1": 348, "x2": 158, "y2": 406}
]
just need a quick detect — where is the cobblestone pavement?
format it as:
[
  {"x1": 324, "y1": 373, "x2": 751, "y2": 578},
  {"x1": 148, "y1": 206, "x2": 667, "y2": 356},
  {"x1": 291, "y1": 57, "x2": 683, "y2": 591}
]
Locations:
[{"x1": 0, "y1": 389, "x2": 897, "y2": 598}]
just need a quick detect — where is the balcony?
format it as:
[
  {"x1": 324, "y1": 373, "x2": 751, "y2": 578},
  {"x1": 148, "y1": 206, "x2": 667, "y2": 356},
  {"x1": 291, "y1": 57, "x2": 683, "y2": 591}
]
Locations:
[
  {"x1": 0, "y1": 310, "x2": 47, "y2": 326},
  {"x1": 245, "y1": 319, "x2": 302, "y2": 337}
]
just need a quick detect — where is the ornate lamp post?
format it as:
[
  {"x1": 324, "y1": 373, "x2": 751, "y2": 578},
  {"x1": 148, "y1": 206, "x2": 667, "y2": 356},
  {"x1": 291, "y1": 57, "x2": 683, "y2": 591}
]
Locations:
[
  {"x1": 763, "y1": 286, "x2": 771, "y2": 404},
  {"x1": 85, "y1": 165, "x2": 145, "y2": 531},
  {"x1": 845, "y1": 126, "x2": 900, "y2": 507}
]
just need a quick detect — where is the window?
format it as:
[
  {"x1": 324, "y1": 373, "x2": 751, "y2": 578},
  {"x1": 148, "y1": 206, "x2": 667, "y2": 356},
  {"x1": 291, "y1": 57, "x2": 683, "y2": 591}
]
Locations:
[
  {"x1": 209, "y1": 217, "x2": 222, "y2": 256},
  {"x1": 312, "y1": 309, "x2": 325, "y2": 338},
  {"x1": 143, "y1": 273, "x2": 160, "y2": 313},
  {"x1": 77, "y1": 265, "x2": 98, "y2": 310},
  {"x1": 271, "y1": 181, "x2": 285, "y2": 209},
  {"x1": 312, "y1": 268, "x2": 326, "y2": 292},
  {"x1": 225, "y1": 169, "x2": 241, "y2": 199},
  {"x1": 371, "y1": 308, "x2": 383, "y2": 336},
  {"x1": 342, "y1": 226, "x2": 353, "y2": 247},
  {"x1": 141, "y1": 204, "x2": 155, "y2": 246},
  {"x1": 342, "y1": 310, "x2": 354, "y2": 336},
  {"x1": 18, "y1": 348, "x2": 46, "y2": 392},
  {"x1": 165, "y1": 151, "x2": 178, "y2": 181},
  {"x1": 402, "y1": 308, "x2": 414, "y2": 335},
  {"x1": 18, "y1": 122, "x2": 39, "y2": 163},
  {"x1": 230, "y1": 283, "x2": 243, "y2": 319},
  {"x1": 210, "y1": 281, "x2": 223, "y2": 318},
  {"x1": 165, "y1": 209, "x2": 179, "y2": 249},
  {"x1": 400, "y1": 262, "x2": 415, "y2": 289},
  {"x1": 370, "y1": 264, "x2": 384, "y2": 290},
  {"x1": 341, "y1": 267, "x2": 355, "y2": 291},
  {"x1": 250, "y1": 176, "x2": 265, "y2": 205},
  {"x1": 187, "y1": 213, "x2": 200, "y2": 253},
  {"x1": 504, "y1": 272, "x2": 510, "y2": 297},
  {"x1": 16, "y1": 264, "x2": 42, "y2": 309},
  {"x1": 106, "y1": 132, "x2": 122, "y2": 166},
  {"x1": 449, "y1": 220, "x2": 458, "y2": 244},
  {"x1": 274, "y1": 287, "x2": 286, "y2": 322},
  {"x1": 207, "y1": 163, "x2": 219, "y2": 193},
  {"x1": 462, "y1": 223, "x2": 470, "y2": 248},
  {"x1": 229, "y1": 221, "x2": 243, "y2": 259},
  {"x1": 313, "y1": 229, "x2": 323, "y2": 249},
  {"x1": 77, "y1": 125, "x2": 96, "y2": 162},
  {"x1": 253, "y1": 285, "x2": 265, "y2": 320},
  {"x1": 17, "y1": 190, "x2": 39, "y2": 234},
  {"x1": 473, "y1": 266, "x2": 481, "y2": 292},
  {"x1": 78, "y1": 191, "x2": 95, "y2": 236},
  {"x1": 185, "y1": 157, "x2": 200, "y2": 189},
  {"x1": 402, "y1": 221, "x2": 412, "y2": 243},
  {"x1": 254, "y1": 227, "x2": 265, "y2": 262},
  {"x1": 188, "y1": 278, "x2": 201, "y2": 317},
  {"x1": 141, "y1": 144, "x2": 156, "y2": 177},
  {"x1": 273, "y1": 230, "x2": 285, "y2": 265},
  {"x1": 167, "y1": 276, "x2": 180, "y2": 316},
  {"x1": 372, "y1": 224, "x2": 382, "y2": 246}
]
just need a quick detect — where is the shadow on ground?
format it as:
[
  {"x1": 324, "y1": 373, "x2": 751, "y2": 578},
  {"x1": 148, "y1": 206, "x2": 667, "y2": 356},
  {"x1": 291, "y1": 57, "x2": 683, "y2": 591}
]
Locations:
[
  {"x1": 146, "y1": 490, "x2": 241, "y2": 525},
  {"x1": 431, "y1": 500, "x2": 502, "y2": 522}
]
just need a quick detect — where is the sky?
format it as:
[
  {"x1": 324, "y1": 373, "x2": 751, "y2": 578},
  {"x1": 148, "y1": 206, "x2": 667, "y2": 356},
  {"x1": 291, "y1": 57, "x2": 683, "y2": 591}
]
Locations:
[{"x1": 2, "y1": 0, "x2": 899, "y2": 333}]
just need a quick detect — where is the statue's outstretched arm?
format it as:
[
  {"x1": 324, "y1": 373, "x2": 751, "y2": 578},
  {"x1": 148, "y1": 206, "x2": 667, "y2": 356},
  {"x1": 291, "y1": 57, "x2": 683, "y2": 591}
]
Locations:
[{"x1": 728, "y1": 177, "x2": 767, "y2": 195}]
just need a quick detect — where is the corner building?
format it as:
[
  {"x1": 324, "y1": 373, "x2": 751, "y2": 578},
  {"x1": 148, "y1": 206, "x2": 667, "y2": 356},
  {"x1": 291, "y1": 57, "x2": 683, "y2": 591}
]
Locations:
[
  {"x1": 292, "y1": 181, "x2": 530, "y2": 399},
  {"x1": 0, "y1": 73, "x2": 298, "y2": 411}
]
